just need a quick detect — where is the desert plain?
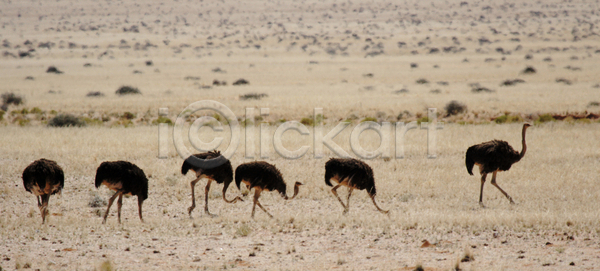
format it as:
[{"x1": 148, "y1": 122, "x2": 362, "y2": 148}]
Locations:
[{"x1": 1, "y1": 0, "x2": 600, "y2": 270}]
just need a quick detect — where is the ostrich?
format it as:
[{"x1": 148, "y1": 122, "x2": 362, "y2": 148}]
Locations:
[
  {"x1": 181, "y1": 150, "x2": 243, "y2": 217},
  {"x1": 465, "y1": 123, "x2": 531, "y2": 207},
  {"x1": 22, "y1": 159, "x2": 64, "y2": 224},
  {"x1": 95, "y1": 161, "x2": 148, "y2": 224},
  {"x1": 234, "y1": 161, "x2": 302, "y2": 218},
  {"x1": 325, "y1": 158, "x2": 389, "y2": 214}
]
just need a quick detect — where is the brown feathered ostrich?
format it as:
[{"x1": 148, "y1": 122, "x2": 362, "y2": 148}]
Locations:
[
  {"x1": 95, "y1": 161, "x2": 148, "y2": 224},
  {"x1": 325, "y1": 158, "x2": 388, "y2": 214},
  {"x1": 181, "y1": 150, "x2": 243, "y2": 217},
  {"x1": 465, "y1": 123, "x2": 531, "y2": 207},
  {"x1": 22, "y1": 159, "x2": 64, "y2": 224},
  {"x1": 234, "y1": 161, "x2": 302, "y2": 218}
]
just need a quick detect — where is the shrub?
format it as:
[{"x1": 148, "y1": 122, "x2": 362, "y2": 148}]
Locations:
[
  {"x1": 152, "y1": 116, "x2": 172, "y2": 125},
  {"x1": 1, "y1": 92, "x2": 24, "y2": 106},
  {"x1": 470, "y1": 83, "x2": 494, "y2": 93},
  {"x1": 30, "y1": 107, "x2": 42, "y2": 114},
  {"x1": 82, "y1": 117, "x2": 102, "y2": 126},
  {"x1": 417, "y1": 117, "x2": 430, "y2": 124},
  {"x1": 300, "y1": 117, "x2": 313, "y2": 126},
  {"x1": 121, "y1": 112, "x2": 136, "y2": 120},
  {"x1": 556, "y1": 78, "x2": 572, "y2": 85},
  {"x1": 536, "y1": 113, "x2": 555, "y2": 123},
  {"x1": 416, "y1": 78, "x2": 429, "y2": 84},
  {"x1": 239, "y1": 93, "x2": 268, "y2": 100},
  {"x1": 15, "y1": 117, "x2": 30, "y2": 126},
  {"x1": 88, "y1": 194, "x2": 107, "y2": 207},
  {"x1": 46, "y1": 66, "x2": 63, "y2": 74},
  {"x1": 236, "y1": 223, "x2": 252, "y2": 237},
  {"x1": 86, "y1": 91, "x2": 105, "y2": 97},
  {"x1": 494, "y1": 114, "x2": 523, "y2": 124},
  {"x1": 361, "y1": 117, "x2": 377, "y2": 122},
  {"x1": 48, "y1": 114, "x2": 86, "y2": 127},
  {"x1": 0, "y1": 110, "x2": 4, "y2": 121},
  {"x1": 588, "y1": 101, "x2": 600, "y2": 107},
  {"x1": 233, "y1": 78, "x2": 250, "y2": 85},
  {"x1": 444, "y1": 100, "x2": 467, "y2": 116},
  {"x1": 501, "y1": 79, "x2": 525, "y2": 86},
  {"x1": 521, "y1": 66, "x2": 536, "y2": 74},
  {"x1": 115, "y1": 86, "x2": 141, "y2": 95}
]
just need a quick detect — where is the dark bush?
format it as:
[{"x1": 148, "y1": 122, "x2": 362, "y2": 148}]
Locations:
[
  {"x1": 115, "y1": 86, "x2": 141, "y2": 95},
  {"x1": 46, "y1": 66, "x2": 63, "y2": 74},
  {"x1": 416, "y1": 78, "x2": 429, "y2": 84},
  {"x1": 2, "y1": 92, "x2": 24, "y2": 106},
  {"x1": 239, "y1": 93, "x2": 268, "y2": 100},
  {"x1": 500, "y1": 79, "x2": 525, "y2": 86},
  {"x1": 521, "y1": 66, "x2": 536, "y2": 74},
  {"x1": 86, "y1": 91, "x2": 104, "y2": 97},
  {"x1": 444, "y1": 100, "x2": 467, "y2": 116},
  {"x1": 233, "y1": 78, "x2": 249, "y2": 85},
  {"x1": 556, "y1": 78, "x2": 572, "y2": 85},
  {"x1": 213, "y1": 79, "x2": 226, "y2": 86},
  {"x1": 300, "y1": 117, "x2": 313, "y2": 126},
  {"x1": 145, "y1": 60, "x2": 153, "y2": 66},
  {"x1": 122, "y1": 112, "x2": 136, "y2": 120},
  {"x1": 470, "y1": 83, "x2": 494, "y2": 93},
  {"x1": 48, "y1": 114, "x2": 86, "y2": 127},
  {"x1": 393, "y1": 89, "x2": 409, "y2": 94}
]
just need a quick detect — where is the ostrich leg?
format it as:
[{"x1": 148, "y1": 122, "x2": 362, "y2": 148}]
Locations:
[
  {"x1": 345, "y1": 187, "x2": 353, "y2": 214},
  {"x1": 331, "y1": 183, "x2": 348, "y2": 212},
  {"x1": 490, "y1": 171, "x2": 515, "y2": 204},
  {"x1": 117, "y1": 193, "x2": 123, "y2": 224},
  {"x1": 204, "y1": 179, "x2": 217, "y2": 217},
  {"x1": 479, "y1": 173, "x2": 487, "y2": 207},
  {"x1": 187, "y1": 176, "x2": 201, "y2": 216},
  {"x1": 103, "y1": 191, "x2": 121, "y2": 224},
  {"x1": 252, "y1": 189, "x2": 273, "y2": 218}
]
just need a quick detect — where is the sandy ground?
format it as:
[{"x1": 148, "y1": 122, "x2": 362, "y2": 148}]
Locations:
[{"x1": 1, "y1": 0, "x2": 600, "y2": 270}]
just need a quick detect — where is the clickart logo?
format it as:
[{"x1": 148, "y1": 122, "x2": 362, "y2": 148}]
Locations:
[{"x1": 158, "y1": 100, "x2": 443, "y2": 168}]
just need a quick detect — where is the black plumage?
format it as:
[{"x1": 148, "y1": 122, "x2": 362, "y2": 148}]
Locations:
[
  {"x1": 235, "y1": 161, "x2": 302, "y2": 218},
  {"x1": 324, "y1": 158, "x2": 388, "y2": 214},
  {"x1": 182, "y1": 150, "x2": 242, "y2": 217},
  {"x1": 95, "y1": 161, "x2": 148, "y2": 223},
  {"x1": 22, "y1": 158, "x2": 64, "y2": 224},
  {"x1": 465, "y1": 123, "x2": 531, "y2": 206}
]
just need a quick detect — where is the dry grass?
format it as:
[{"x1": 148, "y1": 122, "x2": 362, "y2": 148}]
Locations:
[{"x1": 0, "y1": 123, "x2": 599, "y2": 269}]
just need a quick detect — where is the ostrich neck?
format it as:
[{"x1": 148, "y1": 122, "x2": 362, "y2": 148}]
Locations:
[{"x1": 520, "y1": 126, "x2": 528, "y2": 158}]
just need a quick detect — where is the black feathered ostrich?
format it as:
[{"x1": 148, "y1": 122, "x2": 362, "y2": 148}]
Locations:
[
  {"x1": 465, "y1": 123, "x2": 531, "y2": 207},
  {"x1": 325, "y1": 158, "x2": 389, "y2": 214},
  {"x1": 22, "y1": 159, "x2": 64, "y2": 224},
  {"x1": 181, "y1": 150, "x2": 243, "y2": 217},
  {"x1": 234, "y1": 161, "x2": 302, "y2": 218},
  {"x1": 95, "y1": 161, "x2": 148, "y2": 224}
]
